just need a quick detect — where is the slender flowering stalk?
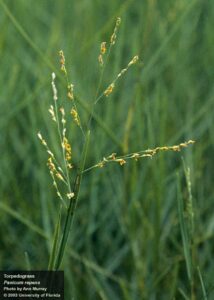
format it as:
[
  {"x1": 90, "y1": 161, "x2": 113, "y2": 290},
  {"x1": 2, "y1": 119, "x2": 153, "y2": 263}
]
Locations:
[
  {"x1": 51, "y1": 73, "x2": 73, "y2": 197},
  {"x1": 95, "y1": 55, "x2": 139, "y2": 104},
  {"x1": 37, "y1": 133, "x2": 68, "y2": 207},
  {"x1": 98, "y1": 42, "x2": 107, "y2": 67},
  {"x1": 51, "y1": 73, "x2": 58, "y2": 101},
  {"x1": 48, "y1": 105, "x2": 56, "y2": 122},
  {"x1": 58, "y1": 50, "x2": 85, "y2": 136},
  {"x1": 110, "y1": 17, "x2": 121, "y2": 46},
  {"x1": 83, "y1": 140, "x2": 196, "y2": 173},
  {"x1": 37, "y1": 73, "x2": 75, "y2": 208},
  {"x1": 37, "y1": 132, "x2": 67, "y2": 183},
  {"x1": 87, "y1": 17, "x2": 123, "y2": 128}
]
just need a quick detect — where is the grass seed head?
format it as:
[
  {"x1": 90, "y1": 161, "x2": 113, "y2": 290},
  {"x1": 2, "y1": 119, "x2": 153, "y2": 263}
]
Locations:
[
  {"x1": 128, "y1": 55, "x2": 139, "y2": 67},
  {"x1": 116, "y1": 158, "x2": 126, "y2": 166},
  {"x1": 62, "y1": 137, "x2": 72, "y2": 162},
  {"x1": 131, "y1": 153, "x2": 140, "y2": 161},
  {"x1": 47, "y1": 157, "x2": 56, "y2": 173},
  {"x1": 56, "y1": 172, "x2": 64, "y2": 181},
  {"x1": 59, "y1": 50, "x2": 67, "y2": 74},
  {"x1": 67, "y1": 192, "x2": 75, "y2": 199},
  {"x1": 104, "y1": 83, "x2": 115, "y2": 97},
  {"x1": 67, "y1": 84, "x2": 74, "y2": 100},
  {"x1": 108, "y1": 153, "x2": 117, "y2": 160},
  {"x1": 51, "y1": 73, "x2": 58, "y2": 101},
  {"x1": 37, "y1": 132, "x2": 47, "y2": 146},
  {"x1": 60, "y1": 107, "x2": 66, "y2": 125},
  {"x1": 110, "y1": 17, "x2": 121, "y2": 46},
  {"x1": 48, "y1": 105, "x2": 56, "y2": 121},
  {"x1": 71, "y1": 108, "x2": 80, "y2": 126},
  {"x1": 101, "y1": 42, "x2": 107, "y2": 54},
  {"x1": 98, "y1": 42, "x2": 107, "y2": 67},
  {"x1": 97, "y1": 161, "x2": 105, "y2": 168}
]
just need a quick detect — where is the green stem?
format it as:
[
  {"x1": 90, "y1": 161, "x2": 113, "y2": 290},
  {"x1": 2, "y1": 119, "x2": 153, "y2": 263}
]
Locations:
[
  {"x1": 48, "y1": 205, "x2": 62, "y2": 270},
  {"x1": 54, "y1": 131, "x2": 90, "y2": 270}
]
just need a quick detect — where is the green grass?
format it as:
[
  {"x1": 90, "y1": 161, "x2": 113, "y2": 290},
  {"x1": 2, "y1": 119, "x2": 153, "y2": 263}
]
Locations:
[{"x1": 0, "y1": 0, "x2": 214, "y2": 299}]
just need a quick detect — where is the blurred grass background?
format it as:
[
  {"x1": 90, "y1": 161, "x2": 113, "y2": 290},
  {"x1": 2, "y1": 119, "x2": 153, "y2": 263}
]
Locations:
[{"x1": 0, "y1": 0, "x2": 214, "y2": 299}]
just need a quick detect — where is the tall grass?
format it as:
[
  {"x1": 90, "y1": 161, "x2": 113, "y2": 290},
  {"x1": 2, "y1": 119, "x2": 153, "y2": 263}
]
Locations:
[{"x1": 0, "y1": 0, "x2": 214, "y2": 299}]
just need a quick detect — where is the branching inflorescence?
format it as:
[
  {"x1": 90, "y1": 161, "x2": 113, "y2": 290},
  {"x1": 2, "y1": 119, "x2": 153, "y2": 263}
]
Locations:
[{"x1": 37, "y1": 17, "x2": 195, "y2": 269}]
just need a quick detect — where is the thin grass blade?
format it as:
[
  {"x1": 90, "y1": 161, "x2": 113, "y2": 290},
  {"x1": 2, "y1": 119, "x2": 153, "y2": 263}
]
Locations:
[
  {"x1": 48, "y1": 206, "x2": 62, "y2": 270},
  {"x1": 197, "y1": 266, "x2": 208, "y2": 300},
  {"x1": 177, "y1": 173, "x2": 192, "y2": 282}
]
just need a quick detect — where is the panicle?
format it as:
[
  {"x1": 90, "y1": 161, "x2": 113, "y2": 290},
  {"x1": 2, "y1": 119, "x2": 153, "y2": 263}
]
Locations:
[
  {"x1": 56, "y1": 172, "x2": 64, "y2": 181},
  {"x1": 102, "y1": 54, "x2": 139, "y2": 99},
  {"x1": 67, "y1": 83, "x2": 74, "y2": 100},
  {"x1": 131, "y1": 153, "x2": 140, "y2": 161},
  {"x1": 48, "y1": 160, "x2": 66, "y2": 206},
  {"x1": 97, "y1": 161, "x2": 105, "y2": 168},
  {"x1": 47, "y1": 157, "x2": 56, "y2": 174},
  {"x1": 98, "y1": 42, "x2": 107, "y2": 67},
  {"x1": 59, "y1": 107, "x2": 66, "y2": 125},
  {"x1": 117, "y1": 55, "x2": 139, "y2": 79},
  {"x1": 108, "y1": 153, "x2": 117, "y2": 160},
  {"x1": 115, "y1": 158, "x2": 126, "y2": 166},
  {"x1": 110, "y1": 17, "x2": 121, "y2": 46},
  {"x1": 104, "y1": 83, "x2": 115, "y2": 97},
  {"x1": 128, "y1": 55, "x2": 139, "y2": 67},
  {"x1": 37, "y1": 132, "x2": 47, "y2": 146},
  {"x1": 59, "y1": 50, "x2": 67, "y2": 74},
  {"x1": 47, "y1": 157, "x2": 64, "y2": 182},
  {"x1": 101, "y1": 42, "x2": 107, "y2": 54},
  {"x1": 62, "y1": 137, "x2": 72, "y2": 162},
  {"x1": 47, "y1": 150, "x2": 54, "y2": 157},
  {"x1": 70, "y1": 108, "x2": 80, "y2": 126},
  {"x1": 89, "y1": 140, "x2": 195, "y2": 172},
  {"x1": 51, "y1": 73, "x2": 58, "y2": 101},
  {"x1": 48, "y1": 105, "x2": 56, "y2": 121}
]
